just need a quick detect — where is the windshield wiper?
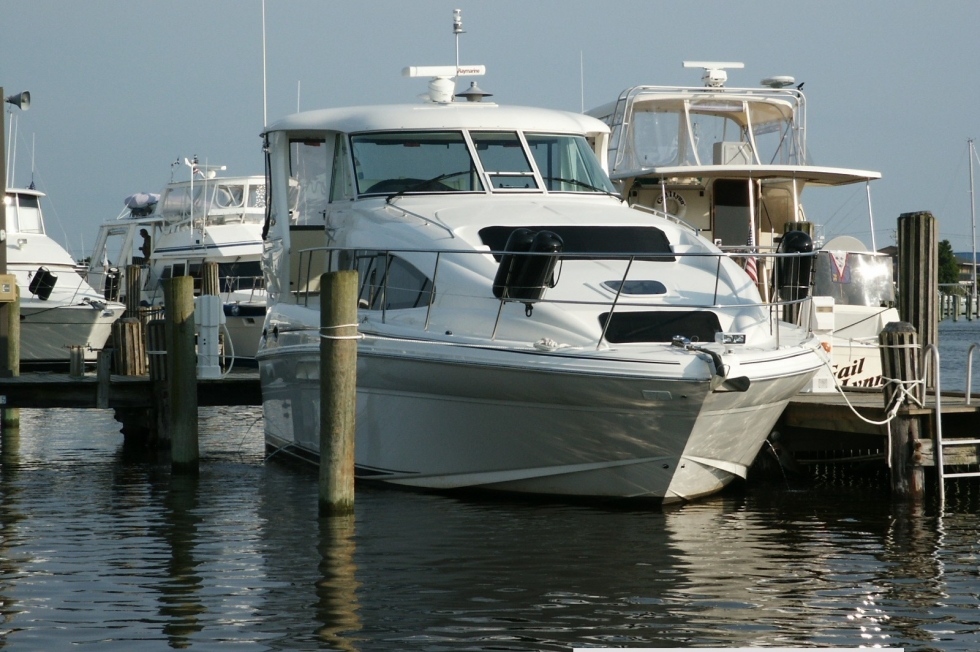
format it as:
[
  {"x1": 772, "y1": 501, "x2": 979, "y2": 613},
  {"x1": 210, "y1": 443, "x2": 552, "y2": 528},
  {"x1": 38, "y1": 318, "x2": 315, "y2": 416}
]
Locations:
[
  {"x1": 385, "y1": 170, "x2": 475, "y2": 204},
  {"x1": 539, "y1": 176, "x2": 623, "y2": 201}
]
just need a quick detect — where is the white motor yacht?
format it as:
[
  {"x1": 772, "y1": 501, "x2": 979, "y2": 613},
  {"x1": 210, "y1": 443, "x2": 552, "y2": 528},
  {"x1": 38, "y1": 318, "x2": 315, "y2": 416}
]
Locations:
[
  {"x1": 87, "y1": 160, "x2": 267, "y2": 362},
  {"x1": 256, "y1": 64, "x2": 827, "y2": 503},
  {"x1": 5, "y1": 187, "x2": 125, "y2": 366},
  {"x1": 587, "y1": 62, "x2": 898, "y2": 390}
]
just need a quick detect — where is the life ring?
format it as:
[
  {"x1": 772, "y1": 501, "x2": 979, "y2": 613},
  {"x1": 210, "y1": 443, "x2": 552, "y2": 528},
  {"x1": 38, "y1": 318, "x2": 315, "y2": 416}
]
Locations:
[{"x1": 653, "y1": 190, "x2": 687, "y2": 219}]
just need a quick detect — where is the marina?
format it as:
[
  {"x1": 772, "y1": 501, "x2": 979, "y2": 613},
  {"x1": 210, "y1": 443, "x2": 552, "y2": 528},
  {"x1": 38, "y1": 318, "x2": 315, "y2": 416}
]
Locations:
[{"x1": 3, "y1": 2, "x2": 980, "y2": 649}]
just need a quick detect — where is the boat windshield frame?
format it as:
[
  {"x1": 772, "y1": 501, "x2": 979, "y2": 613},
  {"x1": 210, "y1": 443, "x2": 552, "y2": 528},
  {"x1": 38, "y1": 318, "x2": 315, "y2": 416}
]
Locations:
[{"x1": 350, "y1": 129, "x2": 616, "y2": 199}]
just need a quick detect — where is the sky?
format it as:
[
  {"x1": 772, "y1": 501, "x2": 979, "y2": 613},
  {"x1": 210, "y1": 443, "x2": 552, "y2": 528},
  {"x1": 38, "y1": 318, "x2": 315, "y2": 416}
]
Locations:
[{"x1": 1, "y1": 0, "x2": 979, "y2": 260}]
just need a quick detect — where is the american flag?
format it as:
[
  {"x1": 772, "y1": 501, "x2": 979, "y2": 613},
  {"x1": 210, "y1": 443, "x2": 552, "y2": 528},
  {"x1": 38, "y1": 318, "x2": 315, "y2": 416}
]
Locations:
[{"x1": 745, "y1": 226, "x2": 758, "y2": 282}]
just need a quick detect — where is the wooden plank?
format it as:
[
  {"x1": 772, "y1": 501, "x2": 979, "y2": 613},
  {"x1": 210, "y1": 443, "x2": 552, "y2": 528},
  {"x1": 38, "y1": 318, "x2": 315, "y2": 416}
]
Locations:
[{"x1": 0, "y1": 372, "x2": 261, "y2": 409}]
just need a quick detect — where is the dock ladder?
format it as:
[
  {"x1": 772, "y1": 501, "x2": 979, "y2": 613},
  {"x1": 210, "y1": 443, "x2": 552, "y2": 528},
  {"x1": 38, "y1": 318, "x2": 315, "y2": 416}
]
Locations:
[{"x1": 926, "y1": 343, "x2": 980, "y2": 505}]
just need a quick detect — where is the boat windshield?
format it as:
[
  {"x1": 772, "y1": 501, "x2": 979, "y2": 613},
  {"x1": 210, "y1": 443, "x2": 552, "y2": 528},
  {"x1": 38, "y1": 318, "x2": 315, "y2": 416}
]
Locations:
[
  {"x1": 352, "y1": 131, "x2": 484, "y2": 196},
  {"x1": 620, "y1": 97, "x2": 798, "y2": 172},
  {"x1": 525, "y1": 134, "x2": 615, "y2": 193},
  {"x1": 7, "y1": 193, "x2": 44, "y2": 234},
  {"x1": 813, "y1": 251, "x2": 895, "y2": 307}
]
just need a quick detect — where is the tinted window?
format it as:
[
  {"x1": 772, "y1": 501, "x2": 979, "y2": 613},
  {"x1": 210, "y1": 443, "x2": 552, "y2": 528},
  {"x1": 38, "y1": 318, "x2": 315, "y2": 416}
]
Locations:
[{"x1": 354, "y1": 253, "x2": 433, "y2": 310}]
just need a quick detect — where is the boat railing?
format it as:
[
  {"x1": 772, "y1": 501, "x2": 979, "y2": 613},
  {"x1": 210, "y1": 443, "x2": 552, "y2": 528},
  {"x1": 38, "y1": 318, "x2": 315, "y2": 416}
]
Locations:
[{"x1": 292, "y1": 245, "x2": 818, "y2": 350}]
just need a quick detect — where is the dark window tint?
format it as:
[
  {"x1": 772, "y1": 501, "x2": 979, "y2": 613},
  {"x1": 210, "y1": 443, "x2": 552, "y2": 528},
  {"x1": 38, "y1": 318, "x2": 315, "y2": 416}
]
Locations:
[
  {"x1": 479, "y1": 226, "x2": 674, "y2": 261},
  {"x1": 599, "y1": 310, "x2": 721, "y2": 343},
  {"x1": 354, "y1": 253, "x2": 433, "y2": 310}
]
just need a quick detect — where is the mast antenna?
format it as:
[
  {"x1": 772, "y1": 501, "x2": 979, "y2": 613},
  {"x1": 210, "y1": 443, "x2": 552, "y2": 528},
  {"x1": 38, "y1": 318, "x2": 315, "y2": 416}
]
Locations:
[
  {"x1": 453, "y1": 9, "x2": 464, "y2": 94},
  {"x1": 970, "y1": 138, "x2": 977, "y2": 304}
]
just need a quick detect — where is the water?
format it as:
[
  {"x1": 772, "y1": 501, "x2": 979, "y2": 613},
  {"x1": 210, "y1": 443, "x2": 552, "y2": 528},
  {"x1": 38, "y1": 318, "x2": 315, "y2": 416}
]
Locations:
[
  {"x1": 1, "y1": 331, "x2": 980, "y2": 651},
  {"x1": 938, "y1": 319, "x2": 980, "y2": 391}
]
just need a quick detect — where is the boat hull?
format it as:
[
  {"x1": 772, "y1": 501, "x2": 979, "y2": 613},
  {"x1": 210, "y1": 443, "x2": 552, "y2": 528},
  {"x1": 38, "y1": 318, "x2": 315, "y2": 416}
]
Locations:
[
  {"x1": 20, "y1": 302, "x2": 126, "y2": 364},
  {"x1": 259, "y1": 341, "x2": 816, "y2": 501}
]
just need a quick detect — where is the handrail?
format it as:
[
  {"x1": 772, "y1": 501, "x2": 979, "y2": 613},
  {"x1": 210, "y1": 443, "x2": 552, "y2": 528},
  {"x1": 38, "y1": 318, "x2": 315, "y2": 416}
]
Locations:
[
  {"x1": 967, "y1": 343, "x2": 980, "y2": 405},
  {"x1": 922, "y1": 344, "x2": 946, "y2": 506},
  {"x1": 291, "y1": 245, "x2": 818, "y2": 350}
]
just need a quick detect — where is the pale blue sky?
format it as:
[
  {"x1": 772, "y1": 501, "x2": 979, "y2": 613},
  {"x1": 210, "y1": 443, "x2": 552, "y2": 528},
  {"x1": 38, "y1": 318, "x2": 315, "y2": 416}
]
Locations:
[{"x1": 2, "y1": 1, "x2": 979, "y2": 258}]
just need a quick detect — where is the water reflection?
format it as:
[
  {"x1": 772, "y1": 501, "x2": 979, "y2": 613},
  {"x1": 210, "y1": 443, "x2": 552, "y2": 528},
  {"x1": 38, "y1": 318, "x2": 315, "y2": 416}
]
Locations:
[
  {"x1": 155, "y1": 473, "x2": 205, "y2": 647},
  {"x1": 0, "y1": 427, "x2": 24, "y2": 643},
  {"x1": 315, "y1": 514, "x2": 361, "y2": 650},
  {"x1": 1, "y1": 407, "x2": 980, "y2": 650}
]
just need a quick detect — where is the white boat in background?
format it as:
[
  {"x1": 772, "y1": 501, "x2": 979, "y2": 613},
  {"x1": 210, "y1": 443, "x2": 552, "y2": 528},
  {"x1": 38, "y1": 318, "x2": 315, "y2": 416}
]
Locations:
[
  {"x1": 256, "y1": 60, "x2": 827, "y2": 503},
  {"x1": 587, "y1": 62, "x2": 897, "y2": 390},
  {"x1": 5, "y1": 186, "x2": 125, "y2": 366},
  {"x1": 87, "y1": 160, "x2": 267, "y2": 362}
]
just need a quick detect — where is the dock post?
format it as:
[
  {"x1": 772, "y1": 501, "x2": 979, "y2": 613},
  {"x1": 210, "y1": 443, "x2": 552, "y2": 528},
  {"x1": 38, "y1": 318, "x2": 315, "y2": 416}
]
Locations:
[
  {"x1": 201, "y1": 261, "x2": 220, "y2": 297},
  {"x1": 147, "y1": 319, "x2": 169, "y2": 445},
  {"x1": 954, "y1": 295, "x2": 960, "y2": 322},
  {"x1": 164, "y1": 276, "x2": 198, "y2": 472},
  {"x1": 879, "y1": 321, "x2": 924, "y2": 498},
  {"x1": 112, "y1": 318, "x2": 147, "y2": 376},
  {"x1": 96, "y1": 349, "x2": 112, "y2": 409},
  {"x1": 125, "y1": 264, "x2": 142, "y2": 319},
  {"x1": 897, "y1": 211, "x2": 938, "y2": 387},
  {"x1": 319, "y1": 270, "x2": 358, "y2": 516},
  {"x1": 1, "y1": 288, "x2": 19, "y2": 428}
]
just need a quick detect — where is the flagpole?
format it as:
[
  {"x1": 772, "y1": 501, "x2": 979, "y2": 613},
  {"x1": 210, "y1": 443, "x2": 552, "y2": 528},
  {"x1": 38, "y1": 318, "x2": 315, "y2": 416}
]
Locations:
[{"x1": 970, "y1": 138, "x2": 977, "y2": 304}]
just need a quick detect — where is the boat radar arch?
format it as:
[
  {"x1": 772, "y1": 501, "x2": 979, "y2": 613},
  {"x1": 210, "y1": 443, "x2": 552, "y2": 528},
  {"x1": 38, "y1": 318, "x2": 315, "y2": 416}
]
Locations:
[
  {"x1": 402, "y1": 65, "x2": 486, "y2": 103},
  {"x1": 682, "y1": 61, "x2": 744, "y2": 87}
]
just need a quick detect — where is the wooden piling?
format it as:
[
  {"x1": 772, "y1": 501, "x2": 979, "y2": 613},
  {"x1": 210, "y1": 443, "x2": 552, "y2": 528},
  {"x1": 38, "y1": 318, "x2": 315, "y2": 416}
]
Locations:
[
  {"x1": 112, "y1": 318, "x2": 147, "y2": 376},
  {"x1": 164, "y1": 276, "x2": 198, "y2": 471},
  {"x1": 879, "y1": 321, "x2": 924, "y2": 498},
  {"x1": 125, "y1": 264, "x2": 142, "y2": 319},
  {"x1": 319, "y1": 270, "x2": 358, "y2": 516},
  {"x1": 147, "y1": 319, "x2": 169, "y2": 444},
  {"x1": 201, "y1": 261, "x2": 220, "y2": 297},
  {"x1": 96, "y1": 349, "x2": 112, "y2": 409},
  {"x1": 897, "y1": 211, "x2": 938, "y2": 384},
  {"x1": 1, "y1": 288, "x2": 19, "y2": 428}
]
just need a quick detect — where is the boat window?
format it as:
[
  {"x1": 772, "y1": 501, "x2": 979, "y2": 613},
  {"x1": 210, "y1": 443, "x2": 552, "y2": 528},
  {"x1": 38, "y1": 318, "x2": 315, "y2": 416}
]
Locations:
[
  {"x1": 813, "y1": 252, "x2": 895, "y2": 307},
  {"x1": 290, "y1": 139, "x2": 330, "y2": 225},
  {"x1": 470, "y1": 132, "x2": 538, "y2": 190},
  {"x1": 353, "y1": 252, "x2": 433, "y2": 310},
  {"x1": 351, "y1": 131, "x2": 483, "y2": 196},
  {"x1": 248, "y1": 183, "x2": 267, "y2": 209},
  {"x1": 599, "y1": 310, "x2": 721, "y2": 343},
  {"x1": 218, "y1": 261, "x2": 264, "y2": 291},
  {"x1": 329, "y1": 134, "x2": 354, "y2": 202},
  {"x1": 160, "y1": 184, "x2": 206, "y2": 221},
  {"x1": 525, "y1": 134, "x2": 615, "y2": 193},
  {"x1": 601, "y1": 280, "x2": 667, "y2": 295},
  {"x1": 214, "y1": 184, "x2": 245, "y2": 209},
  {"x1": 11, "y1": 194, "x2": 43, "y2": 234},
  {"x1": 629, "y1": 110, "x2": 682, "y2": 168}
]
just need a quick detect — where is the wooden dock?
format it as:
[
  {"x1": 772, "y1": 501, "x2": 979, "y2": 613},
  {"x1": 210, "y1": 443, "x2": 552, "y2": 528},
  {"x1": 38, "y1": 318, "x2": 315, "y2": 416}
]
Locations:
[
  {"x1": 0, "y1": 370, "x2": 261, "y2": 409},
  {"x1": 779, "y1": 388, "x2": 980, "y2": 467}
]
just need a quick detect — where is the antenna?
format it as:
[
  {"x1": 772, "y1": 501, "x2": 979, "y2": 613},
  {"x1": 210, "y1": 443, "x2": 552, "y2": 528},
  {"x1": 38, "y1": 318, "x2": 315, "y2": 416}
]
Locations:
[
  {"x1": 970, "y1": 138, "x2": 977, "y2": 304},
  {"x1": 453, "y1": 9, "x2": 464, "y2": 94},
  {"x1": 580, "y1": 51, "x2": 585, "y2": 113},
  {"x1": 683, "y1": 61, "x2": 744, "y2": 87},
  {"x1": 261, "y1": 0, "x2": 268, "y2": 126}
]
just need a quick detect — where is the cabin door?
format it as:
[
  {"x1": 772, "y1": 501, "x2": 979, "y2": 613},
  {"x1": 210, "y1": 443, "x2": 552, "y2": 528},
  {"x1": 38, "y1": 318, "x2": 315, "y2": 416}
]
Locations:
[{"x1": 711, "y1": 179, "x2": 754, "y2": 247}]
